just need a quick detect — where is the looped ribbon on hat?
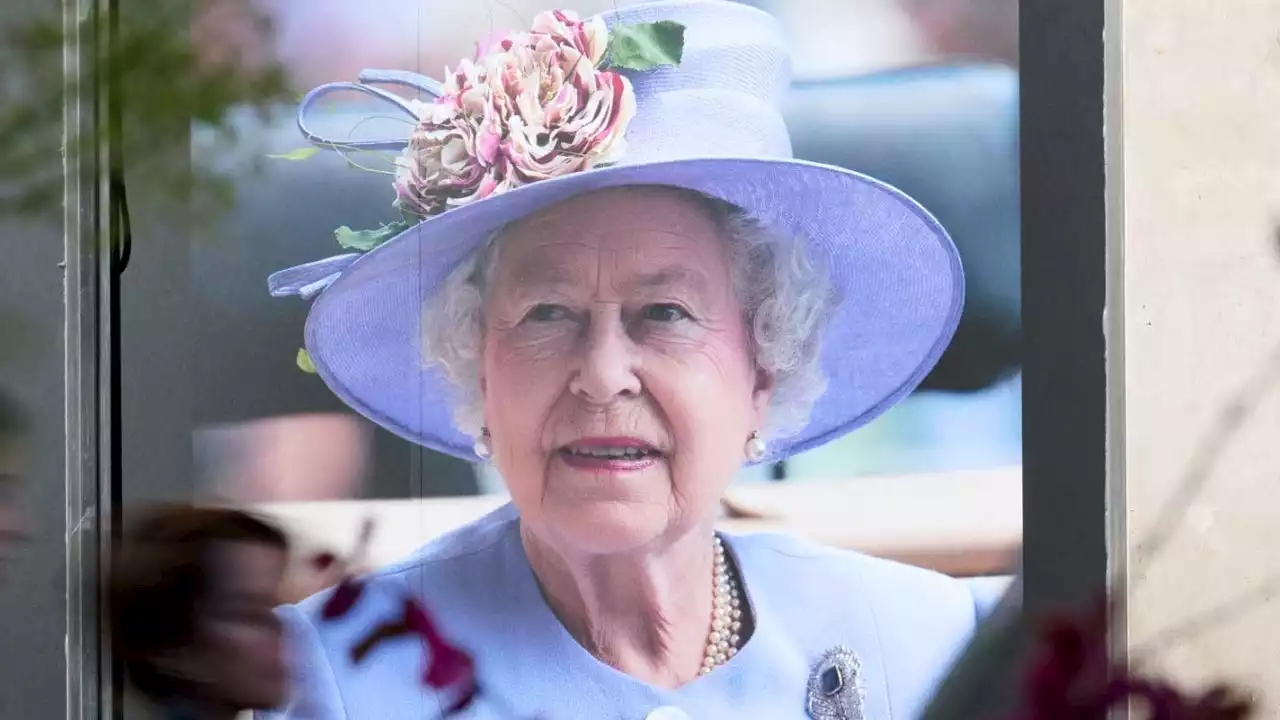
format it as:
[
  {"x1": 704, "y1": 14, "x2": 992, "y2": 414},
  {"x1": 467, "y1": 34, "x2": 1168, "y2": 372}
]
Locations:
[
  {"x1": 296, "y1": 68, "x2": 445, "y2": 152},
  {"x1": 270, "y1": 70, "x2": 445, "y2": 299}
]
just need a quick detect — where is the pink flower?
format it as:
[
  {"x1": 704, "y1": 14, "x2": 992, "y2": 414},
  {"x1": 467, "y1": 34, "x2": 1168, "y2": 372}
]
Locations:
[{"x1": 394, "y1": 10, "x2": 635, "y2": 217}]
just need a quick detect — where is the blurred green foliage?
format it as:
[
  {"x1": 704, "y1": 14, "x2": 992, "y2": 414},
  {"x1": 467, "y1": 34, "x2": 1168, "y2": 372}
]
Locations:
[{"x1": 0, "y1": 0, "x2": 295, "y2": 222}]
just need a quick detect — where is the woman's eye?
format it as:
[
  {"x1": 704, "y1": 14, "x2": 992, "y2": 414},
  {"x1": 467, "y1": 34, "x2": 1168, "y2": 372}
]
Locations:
[
  {"x1": 641, "y1": 303, "x2": 691, "y2": 323},
  {"x1": 525, "y1": 304, "x2": 570, "y2": 322}
]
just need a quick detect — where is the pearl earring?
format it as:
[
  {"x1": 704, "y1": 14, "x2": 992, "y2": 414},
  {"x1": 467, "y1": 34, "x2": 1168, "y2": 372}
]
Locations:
[
  {"x1": 744, "y1": 431, "x2": 767, "y2": 462},
  {"x1": 474, "y1": 428, "x2": 492, "y2": 460}
]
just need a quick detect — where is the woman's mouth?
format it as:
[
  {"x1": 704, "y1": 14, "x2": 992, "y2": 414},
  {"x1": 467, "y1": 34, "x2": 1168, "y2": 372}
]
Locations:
[{"x1": 557, "y1": 438, "x2": 662, "y2": 472}]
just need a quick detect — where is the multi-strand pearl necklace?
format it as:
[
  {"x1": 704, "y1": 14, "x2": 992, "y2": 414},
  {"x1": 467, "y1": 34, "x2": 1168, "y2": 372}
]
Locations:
[{"x1": 701, "y1": 536, "x2": 744, "y2": 673}]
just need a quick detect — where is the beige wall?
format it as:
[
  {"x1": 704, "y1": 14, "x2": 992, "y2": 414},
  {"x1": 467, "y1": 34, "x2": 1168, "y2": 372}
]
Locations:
[{"x1": 1115, "y1": 0, "x2": 1280, "y2": 709}]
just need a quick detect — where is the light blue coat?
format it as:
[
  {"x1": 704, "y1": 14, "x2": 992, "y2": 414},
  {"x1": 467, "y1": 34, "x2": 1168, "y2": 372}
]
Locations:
[{"x1": 260, "y1": 504, "x2": 1005, "y2": 720}]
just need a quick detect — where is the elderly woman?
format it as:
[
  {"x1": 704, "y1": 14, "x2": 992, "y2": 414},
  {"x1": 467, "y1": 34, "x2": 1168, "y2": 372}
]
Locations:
[{"x1": 263, "y1": 2, "x2": 981, "y2": 718}]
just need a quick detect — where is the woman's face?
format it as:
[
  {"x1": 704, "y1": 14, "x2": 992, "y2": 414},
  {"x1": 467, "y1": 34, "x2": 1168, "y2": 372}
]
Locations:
[
  {"x1": 182, "y1": 540, "x2": 289, "y2": 710},
  {"x1": 481, "y1": 187, "x2": 773, "y2": 555}
]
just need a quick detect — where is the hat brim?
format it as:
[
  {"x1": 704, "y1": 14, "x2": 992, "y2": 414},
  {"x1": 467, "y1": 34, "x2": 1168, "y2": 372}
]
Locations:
[{"x1": 304, "y1": 156, "x2": 964, "y2": 463}]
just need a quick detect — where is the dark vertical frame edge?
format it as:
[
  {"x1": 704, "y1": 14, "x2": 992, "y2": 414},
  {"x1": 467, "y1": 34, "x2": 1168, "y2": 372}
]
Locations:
[
  {"x1": 1102, "y1": 0, "x2": 1129, "y2": 669},
  {"x1": 1019, "y1": 0, "x2": 1111, "y2": 617},
  {"x1": 63, "y1": 0, "x2": 114, "y2": 716}
]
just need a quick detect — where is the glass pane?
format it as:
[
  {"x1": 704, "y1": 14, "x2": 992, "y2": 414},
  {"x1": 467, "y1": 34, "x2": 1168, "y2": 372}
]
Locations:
[{"x1": 2, "y1": 0, "x2": 95, "y2": 716}]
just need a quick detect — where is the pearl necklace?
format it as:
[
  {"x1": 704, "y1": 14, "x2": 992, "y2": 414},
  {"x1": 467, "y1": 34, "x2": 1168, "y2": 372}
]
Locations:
[{"x1": 701, "y1": 536, "x2": 743, "y2": 673}]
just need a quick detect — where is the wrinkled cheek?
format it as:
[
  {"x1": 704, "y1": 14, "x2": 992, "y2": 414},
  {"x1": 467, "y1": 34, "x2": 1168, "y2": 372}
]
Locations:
[
  {"x1": 483, "y1": 335, "x2": 574, "y2": 458},
  {"x1": 662, "y1": 448, "x2": 728, "y2": 521},
  {"x1": 501, "y1": 337, "x2": 569, "y2": 368},
  {"x1": 486, "y1": 332, "x2": 576, "y2": 393}
]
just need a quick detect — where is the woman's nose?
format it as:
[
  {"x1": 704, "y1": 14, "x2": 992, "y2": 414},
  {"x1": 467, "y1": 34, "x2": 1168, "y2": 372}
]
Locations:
[{"x1": 569, "y1": 312, "x2": 641, "y2": 404}]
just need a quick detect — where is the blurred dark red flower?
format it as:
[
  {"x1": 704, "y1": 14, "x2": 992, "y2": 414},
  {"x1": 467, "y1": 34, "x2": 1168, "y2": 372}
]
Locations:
[
  {"x1": 1014, "y1": 597, "x2": 1256, "y2": 720},
  {"x1": 403, "y1": 597, "x2": 476, "y2": 691},
  {"x1": 349, "y1": 618, "x2": 411, "y2": 664},
  {"x1": 311, "y1": 551, "x2": 338, "y2": 571},
  {"x1": 445, "y1": 680, "x2": 480, "y2": 714},
  {"x1": 425, "y1": 642, "x2": 476, "y2": 691},
  {"x1": 311, "y1": 519, "x2": 518, "y2": 717},
  {"x1": 320, "y1": 577, "x2": 365, "y2": 620}
]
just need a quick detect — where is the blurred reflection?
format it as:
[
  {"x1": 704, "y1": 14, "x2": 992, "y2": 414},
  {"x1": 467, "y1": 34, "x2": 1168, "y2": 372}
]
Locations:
[
  {"x1": 261, "y1": 0, "x2": 654, "y2": 88},
  {"x1": 0, "y1": 389, "x2": 28, "y2": 563},
  {"x1": 194, "y1": 414, "x2": 374, "y2": 605},
  {"x1": 274, "y1": 526, "x2": 375, "y2": 607},
  {"x1": 742, "y1": 0, "x2": 930, "y2": 78},
  {"x1": 194, "y1": 413, "x2": 371, "y2": 504},
  {"x1": 110, "y1": 504, "x2": 290, "y2": 719},
  {"x1": 899, "y1": 0, "x2": 1018, "y2": 67}
]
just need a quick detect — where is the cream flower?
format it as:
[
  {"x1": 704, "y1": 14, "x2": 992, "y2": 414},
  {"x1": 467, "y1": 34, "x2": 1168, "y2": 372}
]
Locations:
[
  {"x1": 394, "y1": 10, "x2": 635, "y2": 217},
  {"x1": 530, "y1": 9, "x2": 609, "y2": 65}
]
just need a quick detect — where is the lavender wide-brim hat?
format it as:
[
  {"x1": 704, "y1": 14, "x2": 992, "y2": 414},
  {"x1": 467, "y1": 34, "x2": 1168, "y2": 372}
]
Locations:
[{"x1": 268, "y1": 0, "x2": 964, "y2": 464}]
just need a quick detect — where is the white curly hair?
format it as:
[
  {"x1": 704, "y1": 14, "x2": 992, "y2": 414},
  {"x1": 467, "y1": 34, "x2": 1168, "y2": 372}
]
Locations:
[{"x1": 421, "y1": 189, "x2": 837, "y2": 445}]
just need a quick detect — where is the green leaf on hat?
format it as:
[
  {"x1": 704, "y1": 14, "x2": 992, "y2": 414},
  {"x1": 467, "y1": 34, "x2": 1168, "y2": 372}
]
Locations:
[
  {"x1": 605, "y1": 21, "x2": 685, "y2": 72},
  {"x1": 268, "y1": 147, "x2": 320, "y2": 161},
  {"x1": 296, "y1": 348, "x2": 317, "y2": 374},
  {"x1": 334, "y1": 220, "x2": 410, "y2": 252}
]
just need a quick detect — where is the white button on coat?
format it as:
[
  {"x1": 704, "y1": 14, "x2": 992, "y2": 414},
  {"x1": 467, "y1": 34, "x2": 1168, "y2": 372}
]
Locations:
[{"x1": 646, "y1": 706, "x2": 692, "y2": 720}]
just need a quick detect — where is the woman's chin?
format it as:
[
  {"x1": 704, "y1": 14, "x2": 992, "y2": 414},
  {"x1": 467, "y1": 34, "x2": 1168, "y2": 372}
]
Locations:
[{"x1": 543, "y1": 499, "x2": 675, "y2": 555}]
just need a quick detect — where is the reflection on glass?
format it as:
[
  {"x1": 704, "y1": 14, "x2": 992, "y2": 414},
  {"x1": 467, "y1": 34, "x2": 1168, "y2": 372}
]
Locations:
[
  {"x1": 194, "y1": 413, "x2": 371, "y2": 503},
  {"x1": 0, "y1": 389, "x2": 28, "y2": 565}
]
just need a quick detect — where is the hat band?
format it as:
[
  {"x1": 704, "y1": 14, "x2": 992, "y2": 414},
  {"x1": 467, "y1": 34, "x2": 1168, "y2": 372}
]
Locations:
[{"x1": 617, "y1": 89, "x2": 794, "y2": 165}]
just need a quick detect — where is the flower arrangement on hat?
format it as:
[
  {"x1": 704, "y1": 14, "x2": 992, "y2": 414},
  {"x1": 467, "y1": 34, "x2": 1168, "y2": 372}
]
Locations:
[
  {"x1": 393, "y1": 9, "x2": 639, "y2": 217},
  {"x1": 280, "y1": 8, "x2": 681, "y2": 278}
]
